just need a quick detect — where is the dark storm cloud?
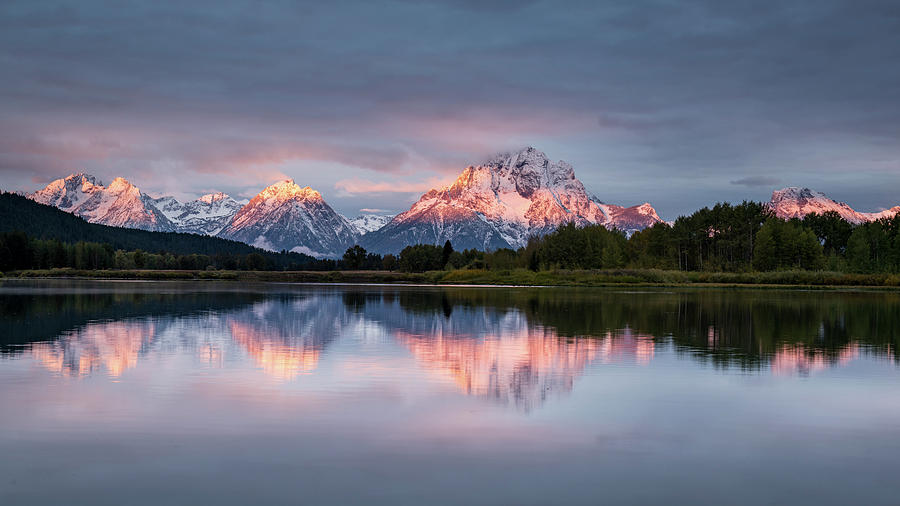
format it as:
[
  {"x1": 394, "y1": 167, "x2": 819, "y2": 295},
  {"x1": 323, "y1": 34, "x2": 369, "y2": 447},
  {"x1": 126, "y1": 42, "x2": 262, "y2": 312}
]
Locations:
[{"x1": 0, "y1": 0, "x2": 898, "y2": 216}]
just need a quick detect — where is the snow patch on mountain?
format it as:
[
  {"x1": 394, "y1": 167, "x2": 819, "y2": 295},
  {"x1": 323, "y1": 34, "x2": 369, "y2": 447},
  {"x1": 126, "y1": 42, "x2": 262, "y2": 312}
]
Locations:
[{"x1": 344, "y1": 214, "x2": 395, "y2": 235}]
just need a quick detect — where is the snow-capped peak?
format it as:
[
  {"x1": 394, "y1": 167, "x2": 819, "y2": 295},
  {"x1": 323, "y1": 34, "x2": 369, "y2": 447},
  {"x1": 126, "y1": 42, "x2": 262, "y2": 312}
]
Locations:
[
  {"x1": 484, "y1": 146, "x2": 547, "y2": 167},
  {"x1": 66, "y1": 172, "x2": 102, "y2": 185},
  {"x1": 41, "y1": 172, "x2": 102, "y2": 193},
  {"x1": 361, "y1": 147, "x2": 663, "y2": 253},
  {"x1": 218, "y1": 180, "x2": 357, "y2": 257},
  {"x1": 255, "y1": 179, "x2": 322, "y2": 202},
  {"x1": 771, "y1": 187, "x2": 829, "y2": 203},
  {"x1": 107, "y1": 177, "x2": 139, "y2": 193}
]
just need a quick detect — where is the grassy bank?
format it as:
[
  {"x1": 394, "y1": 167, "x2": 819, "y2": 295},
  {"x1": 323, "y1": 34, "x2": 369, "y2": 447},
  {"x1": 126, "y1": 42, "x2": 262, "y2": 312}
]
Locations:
[
  {"x1": 4, "y1": 267, "x2": 900, "y2": 288},
  {"x1": 436, "y1": 268, "x2": 900, "y2": 287}
]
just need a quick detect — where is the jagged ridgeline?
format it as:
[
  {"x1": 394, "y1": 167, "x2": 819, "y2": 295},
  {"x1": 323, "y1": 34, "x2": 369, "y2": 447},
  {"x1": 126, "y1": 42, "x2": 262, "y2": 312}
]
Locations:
[{"x1": 0, "y1": 193, "x2": 320, "y2": 268}]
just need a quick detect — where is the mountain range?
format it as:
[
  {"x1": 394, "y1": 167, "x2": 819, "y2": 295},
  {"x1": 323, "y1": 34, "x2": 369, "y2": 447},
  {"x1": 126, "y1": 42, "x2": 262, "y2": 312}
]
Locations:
[{"x1": 25, "y1": 147, "x2": 899, "y2": 257}]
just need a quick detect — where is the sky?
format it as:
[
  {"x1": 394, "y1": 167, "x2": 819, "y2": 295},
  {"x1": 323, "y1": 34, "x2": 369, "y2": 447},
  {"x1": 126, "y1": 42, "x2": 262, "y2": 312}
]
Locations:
[{"x1": 1, "y1": 0, "x2": 898, "y2": 219}]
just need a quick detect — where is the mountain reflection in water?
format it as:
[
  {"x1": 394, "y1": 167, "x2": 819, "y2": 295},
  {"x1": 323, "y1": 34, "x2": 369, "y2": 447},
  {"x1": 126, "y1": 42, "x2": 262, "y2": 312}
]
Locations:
[
  {"x1": 28, "y1": 319, "x2": 158, "y2": 378},
  {"x1": 1, "y1": 283, "x2": 897, "y2": 408}
]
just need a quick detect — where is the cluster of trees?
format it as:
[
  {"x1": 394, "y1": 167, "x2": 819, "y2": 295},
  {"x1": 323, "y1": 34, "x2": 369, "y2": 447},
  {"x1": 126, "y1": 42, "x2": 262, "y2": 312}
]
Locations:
[
  {"x1": 339, "y1": 242, "x2": 490, "y2": 272},
  {"x1": 341, "y1": 245, "x2": 386, "y2": 270}
]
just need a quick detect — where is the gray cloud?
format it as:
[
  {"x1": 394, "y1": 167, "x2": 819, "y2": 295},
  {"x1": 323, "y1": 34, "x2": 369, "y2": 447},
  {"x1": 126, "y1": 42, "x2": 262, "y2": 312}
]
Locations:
[
  {"x1": 731, "y1": 176, "x2": 782, "y2": 187},
  {"x1": 1, "y1": 0, "x2": 898, "y2": 217}
]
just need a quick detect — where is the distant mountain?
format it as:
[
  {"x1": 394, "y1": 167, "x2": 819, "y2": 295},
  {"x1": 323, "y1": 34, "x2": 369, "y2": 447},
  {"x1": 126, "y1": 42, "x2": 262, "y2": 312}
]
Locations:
[
  {"x1": 768, "y1": 187, "x2": 900, "y2": 224},
  {"x1": 153, "y1": 192, "x2": 243, "y2": 235},
  {"x1": 362, "y1": 147, "x2": 663, "y2": 253},
  {"x1": 218, "y1": 180, "x2": 358, "y2": 257},
  {"x1": 29, "y1": 173, "x2": 244, "y2": 235},
  {"x1": 589, "y1": 200, "x2": 664, "y2": 235},
  {"x1": 344, "y1": 214, "x2": 395, "y2": 235}
]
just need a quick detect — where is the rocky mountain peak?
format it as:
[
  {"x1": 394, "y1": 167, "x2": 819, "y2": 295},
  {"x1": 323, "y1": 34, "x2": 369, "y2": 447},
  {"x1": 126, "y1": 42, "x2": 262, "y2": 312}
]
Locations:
[
  {"x1": 362, "y1": 147, "x2": 663, "y2": 253},
  {"x1": 39, "y1": 173, "x2": 101, "y2": 195},
  {"x1": 107, "y1": 177, "x2": 139, "y2": 193},
  {"x1": 771, "y1": 187, "x2": 826, "y2": 203},
  {"x1": 65, "y1": 172, "x2": 101, "y2": 184},
  {"x1": 219, "y1": 180, "x2": 355, "y2": 257},
  {"x1": 256, "y1": 179, "x2": 322, "y2": 203}
]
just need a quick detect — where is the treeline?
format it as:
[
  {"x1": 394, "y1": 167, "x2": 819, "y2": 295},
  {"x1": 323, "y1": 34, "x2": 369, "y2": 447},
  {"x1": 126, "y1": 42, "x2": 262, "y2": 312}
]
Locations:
[
  {"x1": 386, "y1": 202, "x2": 900, "y2": 274},
  {"x1": 0, "y1": 231, "x2": 333, "y2": 272}
]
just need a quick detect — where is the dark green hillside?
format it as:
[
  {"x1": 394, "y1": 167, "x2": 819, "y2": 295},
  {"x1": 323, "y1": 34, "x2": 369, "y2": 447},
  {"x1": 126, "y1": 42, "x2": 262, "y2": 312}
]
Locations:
[{"x1": 0, "y1": 192, "x2": 323, "y2": 268}]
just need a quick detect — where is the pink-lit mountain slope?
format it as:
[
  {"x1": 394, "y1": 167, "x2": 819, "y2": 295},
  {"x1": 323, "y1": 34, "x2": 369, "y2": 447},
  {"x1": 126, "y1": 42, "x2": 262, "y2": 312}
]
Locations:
[
  {"x1": 218, "y1": 179, "x2": 359, "y2": 257},
  {"x1": 361, "y1": 147, "x2": 663, "y2": 253}
]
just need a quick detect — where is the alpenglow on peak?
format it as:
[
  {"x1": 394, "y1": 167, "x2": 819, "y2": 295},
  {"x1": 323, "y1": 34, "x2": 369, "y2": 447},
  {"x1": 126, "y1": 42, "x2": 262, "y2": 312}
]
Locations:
[
  {"x1": 217, "y1": 179, "x2": 356, "y2": 257},
  {"x1": 254, "y1": 179, "x2": 323, "y2": 202},
  {"x1": 360, "y1": 147, "x2": 663, "y2": 253}
]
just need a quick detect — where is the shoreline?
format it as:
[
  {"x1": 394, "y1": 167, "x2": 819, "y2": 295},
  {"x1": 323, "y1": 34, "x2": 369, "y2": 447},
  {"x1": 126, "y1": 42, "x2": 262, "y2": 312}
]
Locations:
[{"x1": 4, "y1": 268, "x2": 900, "y2": 290}]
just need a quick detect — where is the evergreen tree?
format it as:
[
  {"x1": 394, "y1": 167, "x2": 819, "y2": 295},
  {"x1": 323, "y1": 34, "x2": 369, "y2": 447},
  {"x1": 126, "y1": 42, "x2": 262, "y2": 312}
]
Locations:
[
  {"x1": 442, "y1": 240, "x2": 454, "y2": 267},
  {"x1": 847, "y1": 227, "x2": 871, "y2": 273}
]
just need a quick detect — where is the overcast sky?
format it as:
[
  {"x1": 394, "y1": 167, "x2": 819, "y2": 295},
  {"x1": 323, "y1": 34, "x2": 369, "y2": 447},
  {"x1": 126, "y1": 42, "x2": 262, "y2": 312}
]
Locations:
[{"x1": 1, "y1": 0, "x2": 898, "y2": 219}]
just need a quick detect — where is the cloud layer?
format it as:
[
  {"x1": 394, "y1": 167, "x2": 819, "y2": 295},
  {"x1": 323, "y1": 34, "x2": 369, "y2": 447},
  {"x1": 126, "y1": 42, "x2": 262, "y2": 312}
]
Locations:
[{"x1": 1, "y1": 0, "x2": 898, "y2": 217}]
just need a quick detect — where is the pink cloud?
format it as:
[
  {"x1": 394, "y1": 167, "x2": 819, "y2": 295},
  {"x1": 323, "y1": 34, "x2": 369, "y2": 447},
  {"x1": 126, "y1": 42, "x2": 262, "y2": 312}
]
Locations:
[{"x1": 334, "y1": 176, "x2": 453, "y2": 196}]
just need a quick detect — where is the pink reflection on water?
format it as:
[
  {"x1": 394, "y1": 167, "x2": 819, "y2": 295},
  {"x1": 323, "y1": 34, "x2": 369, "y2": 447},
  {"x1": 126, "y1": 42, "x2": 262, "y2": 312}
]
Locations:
[
  {"x1": 394, "y1": 325, "x2": 655, "y2": 409},
  {"x1": 29, "y1": 320, "x2": 156, "y2": 378},
  {"x1": 228, "y1": 321, "x2": 322, "y2": 381},
  {"x1": 595, "y1": 328, "x2": 655, "y2": 366},
  {"x1": 770, "y1": 343, "x2": 860, "y2": 376}
]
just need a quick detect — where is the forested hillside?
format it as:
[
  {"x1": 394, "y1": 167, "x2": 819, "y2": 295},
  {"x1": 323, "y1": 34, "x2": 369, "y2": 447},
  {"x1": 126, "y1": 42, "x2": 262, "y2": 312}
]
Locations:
[{"x1": 0, "y1": 192, "x2": 324, "y2": 270}]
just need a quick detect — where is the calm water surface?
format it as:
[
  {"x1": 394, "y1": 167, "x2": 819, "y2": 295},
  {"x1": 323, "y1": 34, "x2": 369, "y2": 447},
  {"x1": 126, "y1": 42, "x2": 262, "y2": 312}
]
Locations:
[{"x1": 1, "y1": 280, "x2": 898, "y2": 505}]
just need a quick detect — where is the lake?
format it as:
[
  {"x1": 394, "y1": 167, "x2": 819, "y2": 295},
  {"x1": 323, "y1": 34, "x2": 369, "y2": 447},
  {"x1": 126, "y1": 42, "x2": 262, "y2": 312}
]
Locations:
[{"x1": 1, "y1": 280, "x2": 898, "y2": 505}]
